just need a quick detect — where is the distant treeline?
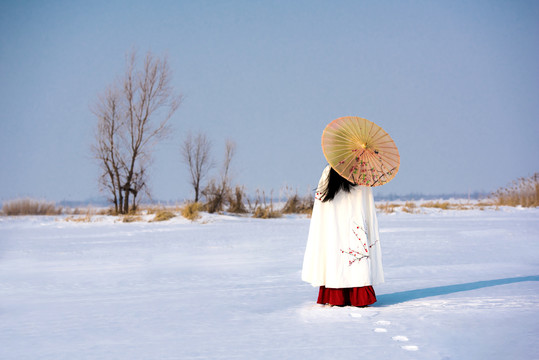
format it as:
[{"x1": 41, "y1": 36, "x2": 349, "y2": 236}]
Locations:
[
  {"x1": 373, "y1": 191, "x2": 489, "y2": 201},
  {"x1": 5, "y1": 172, "x2": 538, "y2": 213},
  {"x1": 50, "y1": 191, "x2": 489, "y2": 209}
]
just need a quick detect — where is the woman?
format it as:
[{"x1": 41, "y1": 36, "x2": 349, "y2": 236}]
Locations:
[{"x1": 302, "y1": 165, "x2": 384, "y2": 307}]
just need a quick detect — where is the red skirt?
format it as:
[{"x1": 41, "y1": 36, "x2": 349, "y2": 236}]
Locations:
[{"x1": 317, "y1": 285, "x2": 377, "y2": 307}]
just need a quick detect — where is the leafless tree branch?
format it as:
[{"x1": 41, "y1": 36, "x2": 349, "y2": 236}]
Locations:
[
  {"x1": 181, "y1": 132, "x2": 213, "y2": 203},
  {"x1": 92, "y1": 50, "x2": 182, "y2": 214}
]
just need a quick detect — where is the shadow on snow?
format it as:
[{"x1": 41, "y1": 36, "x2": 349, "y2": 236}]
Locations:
[{"x1": 376, "y1": 275, "x2": 539, "y2": 306}]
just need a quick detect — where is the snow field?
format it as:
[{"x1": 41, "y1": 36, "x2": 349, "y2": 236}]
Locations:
[{"x1": 0, "y1": 207, "x2": 538, "y2": 359}]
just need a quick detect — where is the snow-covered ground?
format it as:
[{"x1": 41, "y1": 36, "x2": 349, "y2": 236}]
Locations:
[{"x1": 1, "y1": 207, "x2": 538, "y2": 359}]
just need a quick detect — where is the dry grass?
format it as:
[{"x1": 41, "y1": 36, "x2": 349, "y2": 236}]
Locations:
[
  {"x1": 137, "y1": 204, "x2": 181, "y2": 215},
  {"x1": 249, "y1": 189, "x2": 282, "y2": 219},
  {"x1": 475, "y1": 201, "x2": 494, "y2": 211},
  {"x1": 491, "y1": 173, "x2": 538, "y2": 207},
  {"x1": 476, "y1": 201, "x2": 494, "y2": 207},
  {"x1": 65, "y1": 215, "x2": 93, "y2": 223},
  {"x1": 141, "y1": 205, "x2": 163, "y2": 215},
  {"x1": 374, "y1": 199, "x2": 500, "y2": 213},
  {"x1": 202, "y1": 180, "x2": 229, "y2": 214},
  {"x1": 64, "y1": 207, "x2": 96, "y2": 222},
  {"x1": 182, "y1": 202, "x2": 201, "y2": 221},
  {"x1": 228, "y1": 186, "x2": 248, "y2": 214},
  {"x1": 1, "y1": 198, "x2": 62, "y2": 216},
  {"x1": 94, "y1": 207, "x2": 115, "y2": 215},
  {"x1": 152, "y1": 210, "x2": 176, "y2": 222},
  {"x1": 421, "y1": 201, "x2": 451, "y2": 210},
  {"x1": 376, "y1": 202, "x2": 399, "y2": 214},
  {"x1": 281, "y1": 194, "x2": 314, "y2": 215},
  {"x1": 402, "y1": 201, "x2": 418, "y2": 213},
  {"x1": 252, "y1": 206, "x2": 282, "y2": 219},
  {"x1": 121, "y1": 215, "x2": 143, "y2": 223},
  {"x1": 300, "y1": 195, "x2": 315, "y2": 216}
]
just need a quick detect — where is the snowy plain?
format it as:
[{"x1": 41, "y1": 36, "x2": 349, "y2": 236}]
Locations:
[{"x1": 1, "y1": 207, "x2": 538, "y2": 360}]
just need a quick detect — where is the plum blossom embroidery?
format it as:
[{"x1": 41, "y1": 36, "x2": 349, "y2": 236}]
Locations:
[
  {"x1": 352, "y1": 225, "x2": 369, "y2": 255},
  {"x1": 340, "y1": 248, "x2": 369, "y2": 266},
  {"x1": 341, "y1": 221, "x2": 371, "y2": 266}
]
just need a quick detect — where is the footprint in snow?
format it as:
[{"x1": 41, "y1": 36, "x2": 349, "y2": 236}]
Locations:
[
  {"x1": 371, "y1": 321, "x2": 420, "y2": 351},
  {"x1": 392, "y1": 335, "x2": 419, "y2": 351},
  {"x1": 362, "y1": 310, "x2": 379, "y2": 317},
  {"x1": 349, "y1": 309, "x2": 378, "y2": 319},
  {"x1": 392, "y1": 335, "x2": 409, "y2": 342},
  {"x1": 401, "y1": 345, "x2": 419, "y2": 351},
  {"x1": 373, "y1": 320, "x2": 390, "y2": 333}
]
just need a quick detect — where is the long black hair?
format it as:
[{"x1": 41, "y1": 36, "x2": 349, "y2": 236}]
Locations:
[{"x1": 319, "y1": 166, "x2": 356, "y2": 202}]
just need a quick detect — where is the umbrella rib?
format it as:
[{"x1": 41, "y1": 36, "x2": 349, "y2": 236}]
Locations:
[
  {"x1": 369, "y1": 125, "x2": 384, "y2": 141},
  {"x1": 326, "y1": 131, "x2": 357, "y2": 145}
]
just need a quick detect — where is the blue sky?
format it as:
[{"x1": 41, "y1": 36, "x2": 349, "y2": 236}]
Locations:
[{"x1": 1, "y1": 0, "x2": 538, "y2": 202}]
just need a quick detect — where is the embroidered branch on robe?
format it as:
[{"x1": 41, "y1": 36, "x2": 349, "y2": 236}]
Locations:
[
  {"x1": 340, "y1": 221, "x2": 372, "y2": 266},
  {"x1": 340, "y1": 248, "x2": 369, "y2": 265}
]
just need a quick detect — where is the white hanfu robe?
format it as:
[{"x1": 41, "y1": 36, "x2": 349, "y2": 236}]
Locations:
[{"x1": 302, "y1": 165, "x2": 384, "y2": 288}]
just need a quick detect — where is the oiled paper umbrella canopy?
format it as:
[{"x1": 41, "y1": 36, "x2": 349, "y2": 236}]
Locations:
[{"x1": 322, "y1": 116, "x2": 400, "y2": 187}]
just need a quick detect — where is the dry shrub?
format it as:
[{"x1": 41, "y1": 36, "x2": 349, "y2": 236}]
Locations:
[
  {"x1": 300, "y1": 195, "x2": 314, "y2": 216},
  {"x1": 476, "y1": 201, "x2": 493, "y2": 207},
  {"x1": 202, "y1": 180, "x2": 230, "y2": 213},
  {"x1": 96, "y1": 207, "x2": 115, "y2": 215},
  {"x1": 402, "y1": 201, "x2": 419, "y2": 214},
  {"x1": 250, "y1": 189, "x2": 281, "y2": 219},
  {"x1": 64, "y1": 208, "x2": 95, "y2": 222},
  {"x1": 376, "y1": 202, "x2": 399, "y2": 214},
  {"x1": 69, "y1": 207, "x2": 99, "y2": 216},
  {"x1": 491, "y1": 173, "x2": 538, "y2": 207},
  {"x1": 402, "y1": 201, "x2": 418, "y2": 214},
  {"x1": 69, "y1": 208, "x2": 83, "y2": 215},
  {"x1": 121, "y1": 215, "x2": 142, "y2": 223},
  {"x1": 141, "y1": 204, "x2": 183, "y2": 215},
  {"x1": 65, "y1": 215, "x2": 93, "y2": 223},
  {"x1": 475, "y1": 201, "x2": 493, "y2": 211},
  {"x1": 454, "y1": 203, "x2": 477, "y2": 210},
  {"x1": 228, "y1": 186, "x2": 248, "y2": 214},
  {"x1": 182, "y1": 202, "x2": 201, "y2": 221},
  {"x1": 281, "y1": 194, "x2": 301, "y2": 214},
  {"x1": 141, "y1": 205, "x2": 163, "y2": 215},
  {"x1": 152, "y1": 210, "x2": 176, "y2": 222},
  {"x1": 1, "y1": 198, "x2": 62, "y2": 216},
  {"x1": 253, "y1": 206, "x2": 282, "y2": 219},
  {"x1": 421, "y1": 201, "x2": 451, "y2": 210},
  {"x1": 95, "y1": 206, "x2": 127, "y2": 216},
  {"x1": 281, "y1": 194, "x2": 314, "y2": 215}
]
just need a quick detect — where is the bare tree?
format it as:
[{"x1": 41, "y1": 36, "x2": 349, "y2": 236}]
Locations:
[
  {"x1": 203, "y1": 140, "x2": 236, "y2": 213},
  {"x1": 92, "y1": 51, "x2": 182, "y2": 214},
  {"x1": 127, "y1": 163, "x2": 151, "y2": 211},
  {"x1": 221, "y1": 140, "x2": 235, "y2": 191},
  {"x1": 181, "y1": 132, "x2": 212, "y2": 203},
  {"x1": 92, "y1": 86, "x2": 124, "y2": 213}
]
